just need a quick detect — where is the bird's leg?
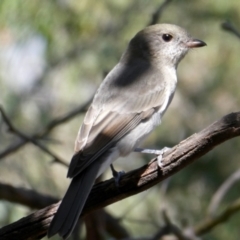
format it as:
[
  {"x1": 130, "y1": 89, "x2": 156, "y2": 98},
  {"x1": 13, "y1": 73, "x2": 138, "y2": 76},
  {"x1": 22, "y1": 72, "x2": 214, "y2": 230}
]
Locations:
[
  {"x1": 110, "y1": 164, "x2": 125, "y2": 187},
  {"x1": 134, "y1": 147, "x2": 171, "y2": 168}
]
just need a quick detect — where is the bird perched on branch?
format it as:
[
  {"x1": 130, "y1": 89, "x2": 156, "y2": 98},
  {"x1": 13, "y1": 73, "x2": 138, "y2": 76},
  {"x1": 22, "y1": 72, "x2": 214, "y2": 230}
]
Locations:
[{"x1": 48, "y1": 23, "x2": 206, "y2": 239}]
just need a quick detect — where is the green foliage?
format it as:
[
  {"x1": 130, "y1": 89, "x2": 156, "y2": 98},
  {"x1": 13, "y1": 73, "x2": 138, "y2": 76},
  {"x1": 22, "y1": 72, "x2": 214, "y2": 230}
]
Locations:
[{"x1": 0, "y1": 0, "x2": 240, "y2": 239}]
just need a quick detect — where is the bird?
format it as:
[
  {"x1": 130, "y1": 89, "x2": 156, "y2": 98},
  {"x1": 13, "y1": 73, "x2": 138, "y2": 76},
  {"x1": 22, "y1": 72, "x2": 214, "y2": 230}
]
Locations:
[{"x1": 48, "y1": 23, "x2": 206, "y2": 239}]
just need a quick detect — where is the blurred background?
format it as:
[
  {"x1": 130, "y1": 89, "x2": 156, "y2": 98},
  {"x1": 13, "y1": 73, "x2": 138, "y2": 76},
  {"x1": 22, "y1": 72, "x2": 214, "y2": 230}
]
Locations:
[{"x1": 0, "y1": 0, "x2": 240, "y2": 239}]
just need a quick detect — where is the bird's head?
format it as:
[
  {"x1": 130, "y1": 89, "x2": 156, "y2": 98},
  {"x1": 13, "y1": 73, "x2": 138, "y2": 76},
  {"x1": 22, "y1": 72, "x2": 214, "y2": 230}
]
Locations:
[{"x1": 124, "y1": 24, "x2": 206, "y2": 68}]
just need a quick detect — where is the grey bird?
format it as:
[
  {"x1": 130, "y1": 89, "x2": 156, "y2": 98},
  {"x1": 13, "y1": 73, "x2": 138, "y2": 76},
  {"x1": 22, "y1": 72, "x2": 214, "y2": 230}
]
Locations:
[{"x1": 48, "y1": 23, "x2": 206, "y2": 239}]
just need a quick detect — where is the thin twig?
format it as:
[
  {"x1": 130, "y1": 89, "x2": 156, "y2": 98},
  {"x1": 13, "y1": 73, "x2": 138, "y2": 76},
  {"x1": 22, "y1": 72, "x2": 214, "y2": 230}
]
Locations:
[
  {"x1": 148, "y1": 0, "x2": 173, "y2": 26},
  {"x1": 194, "y1": 197, "x2": 240, "y2": 235},
  {"x1": 0, "y1": 97, "x2": 91, "y2": 160},
  {"x1": 0, "y1": 106, "x2": 67, "y2": 166},
  {"x1": 221, "y1": 21, "x2": 240, "y2": 39},
  {"x1": 207, "y1": 169, "x2": 240, "y2": 216},
  {"x1": 0, "y1": 182, "x2": 58, "y2": 209}
]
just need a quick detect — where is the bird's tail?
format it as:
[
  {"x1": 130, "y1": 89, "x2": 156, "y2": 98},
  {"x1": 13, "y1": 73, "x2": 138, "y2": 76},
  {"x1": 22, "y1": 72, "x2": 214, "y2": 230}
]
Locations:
[{"x1": 47, "y1": 164, "x2": 99, "y2": 239}]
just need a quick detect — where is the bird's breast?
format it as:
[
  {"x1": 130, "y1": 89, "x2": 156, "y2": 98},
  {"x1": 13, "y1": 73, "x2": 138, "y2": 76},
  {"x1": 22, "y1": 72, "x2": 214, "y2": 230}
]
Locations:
[{"x1": 157, "y1": 67, "x2": 177, "y2": 117}]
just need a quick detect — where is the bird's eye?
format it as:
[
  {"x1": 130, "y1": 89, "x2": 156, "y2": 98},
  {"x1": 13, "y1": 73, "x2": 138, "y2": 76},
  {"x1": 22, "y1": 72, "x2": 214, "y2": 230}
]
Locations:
[{"x1": 162, "y1": 34, "x2": 173, "y2": 42}]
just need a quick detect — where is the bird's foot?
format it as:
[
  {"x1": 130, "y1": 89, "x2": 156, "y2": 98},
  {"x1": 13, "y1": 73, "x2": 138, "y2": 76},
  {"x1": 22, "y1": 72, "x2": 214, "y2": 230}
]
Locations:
[
  {"x1": 134, "y1": 147, "x2": 171, "y2": 168},
  {"x1": 110, "y1": 164, "x2": 125, "y2": 187}
]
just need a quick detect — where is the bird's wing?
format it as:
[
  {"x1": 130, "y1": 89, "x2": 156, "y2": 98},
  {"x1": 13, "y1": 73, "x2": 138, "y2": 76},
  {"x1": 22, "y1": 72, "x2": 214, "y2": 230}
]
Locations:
[{"x1": 68, "y1": 61, "x2": 169, "y2": 178}]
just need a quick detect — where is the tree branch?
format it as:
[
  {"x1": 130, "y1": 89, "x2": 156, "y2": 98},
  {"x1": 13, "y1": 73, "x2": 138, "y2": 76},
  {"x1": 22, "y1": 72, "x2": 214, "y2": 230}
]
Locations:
[
  {"x1": 0, "y1": 106, "x2": 68, "y2": 166},
  {"x1": 148, "y1": 0, "x2": 173, "y2": 26},
  {"x1": 1, "y1": 111, "x2": 240, "y2": 239},
  {"x1": 194, "y1": 197, "x2": 240, "y2": 235},
  {"x1": 0, "y1": 183, "x2": 58, "y2": 209},
  {"x1": 0, "y1": 98, "x2": 91, "y2": 160},
  {"x1": 221, "y1": 21, "x2": 240, "y2": 39},
  {"x1": 208, "y1": 169, "x2": 240, "y2": 216}
]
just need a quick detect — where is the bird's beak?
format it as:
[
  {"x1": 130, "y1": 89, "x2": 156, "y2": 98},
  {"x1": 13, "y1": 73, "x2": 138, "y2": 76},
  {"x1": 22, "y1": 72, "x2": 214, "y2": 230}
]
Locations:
[{"x1": 186, "y1": 39, "x2": 207, "y2": 48}]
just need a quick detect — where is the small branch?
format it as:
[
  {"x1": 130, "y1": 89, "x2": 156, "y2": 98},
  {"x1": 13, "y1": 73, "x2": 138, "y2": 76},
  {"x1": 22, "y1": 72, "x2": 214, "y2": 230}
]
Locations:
[
  {"x1": 0, "y1": 106, "x2": 67, "y2": 166},
  {"x1": 221, "y1": 21, "x2": 240, "y2": 39},
  {"x1": 37, "y1": 97, "x2": 92, "y2": 137},
  {"x1": 1, "y1": 112, "x2": 240, "y2": 239},
  {"x1": 208, "y1": 169, "x2": 240, "y2": 216},
  {"x1": 0, "y1": 98, "x2": 91, "y2": 160},
  {"x1": 151, "y1": 210, "x2": 191, "y2": 240},
  {"x1": 0, "y1": 183, "x2": 58, "y2": 209},
  {"x1": 148, "y1": 0, "x2": 172, "y2": 26},
  {"x1": 194, "y1": 197, "x2": 240, "y2": 235}
]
